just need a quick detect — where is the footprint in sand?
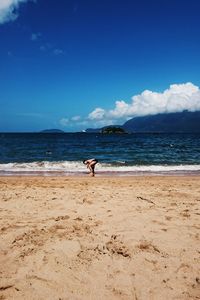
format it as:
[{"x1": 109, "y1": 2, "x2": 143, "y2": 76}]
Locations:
[
  {"x1": 180, "y1": 210, "x2": 191, "y2": 218},
  {"x1": 106, "y1": 235, "x2": 131, "y2": 258},
  {"x1": 54, "y1": 215, "x2": 70, "y2": 221},
  {"x1": 82, "y1": 198, "x2": 93, "y2": 204},
  {"x1": 165, "y1": 216, "x2": 173, "y2": 221},
  {"x1": 137, "y1": 240, "x2": 161, "y2": 254}
]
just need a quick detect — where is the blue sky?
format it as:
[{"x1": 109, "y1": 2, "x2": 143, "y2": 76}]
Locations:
[{"x1": 0, "y1": 0, "x2": 200, "y2": 132}]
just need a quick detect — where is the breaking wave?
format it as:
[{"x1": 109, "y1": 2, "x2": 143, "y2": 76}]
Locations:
[{"x1": 0, "y1": 161, "x2": 200, "y2": 176}]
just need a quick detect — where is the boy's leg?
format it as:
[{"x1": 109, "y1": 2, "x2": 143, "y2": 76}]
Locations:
[
  {"x1": 88, "y1": 164, "x2": 94, "y2": 175},
  {"x1": 90, "y1": 162, "x2": 96, "y2": 176}
]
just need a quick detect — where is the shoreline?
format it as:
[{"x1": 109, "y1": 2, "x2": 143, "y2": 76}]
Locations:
[
  {"x1": 0, "y1": 176, "x2": 199, "y2": 299},
  {"x1": 1, "y1": 162, "x2": 200, "y2": 176},
  {"x1": 1, "y1": 170, "x2": 200, "y2": 177}
]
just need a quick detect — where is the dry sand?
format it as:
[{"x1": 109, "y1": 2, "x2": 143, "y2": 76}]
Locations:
[{"x1": 0, "y1": 176, "x2": 199, "y2": 300}]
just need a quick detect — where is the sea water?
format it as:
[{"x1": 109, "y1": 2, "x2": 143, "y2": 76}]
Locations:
[{"x1": 0, "y1": 132, "x2": 200, "y2": 176}]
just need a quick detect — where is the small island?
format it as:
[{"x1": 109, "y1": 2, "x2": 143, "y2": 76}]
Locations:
[
  {"x1": 101, "y1": 126, "x2": 127, "y2": 134},
  {"x1": 40, "y1": 129, "x2": 65, "y2": 133}
]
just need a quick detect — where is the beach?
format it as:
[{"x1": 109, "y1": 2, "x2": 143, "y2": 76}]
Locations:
[{"x1": 0, "y1": 176, "x2": 199, "y2": 300}]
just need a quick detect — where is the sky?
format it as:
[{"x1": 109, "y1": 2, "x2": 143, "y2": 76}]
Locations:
[{"x1": 0, "y1": 0, "x2": 200, "y2": 132}]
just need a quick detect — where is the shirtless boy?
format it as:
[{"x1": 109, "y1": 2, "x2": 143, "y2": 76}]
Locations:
[{"x1": 83, "y1": 158, "x2": 98, "y2": 176}]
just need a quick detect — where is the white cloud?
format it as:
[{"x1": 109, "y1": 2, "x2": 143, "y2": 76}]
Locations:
[
  {"x1": 31, "y1": 32, "x2": 41, "y2": 41},
  {"x1": 0, "y1": 0, "x2": 31, "y2": 24},
  {"x1": 88, "y1": 108, "x2": 106, "y2": 120},
  {"x1": 40, "y1": 45, "x2": 64, "y2": 56},
  {"x1": 40, "y1": 45, "x2": 46, "y2": 51},
  {"x1": 59, "y1": 118, "x2": 69, "y2": 126},
  {"x1": 53, "y1": 48, "x2": 64, "y2": 56},
  {"x1": 59, "y1": 82, "x2": 200, "y2": 131},
  {"x1": 88, "y1": 82, "x2": 200, "y2": 125},
  {"x1": 59, "y1": 115, "x2": 82, "y2": 128},
  {"x1": 71, "y1": 115, "x2": 81, "y2": 121}
]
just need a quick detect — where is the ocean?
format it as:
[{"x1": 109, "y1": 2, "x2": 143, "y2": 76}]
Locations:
[{"x1": 0, "y1": 132, "x2": 200, "y2": 176}]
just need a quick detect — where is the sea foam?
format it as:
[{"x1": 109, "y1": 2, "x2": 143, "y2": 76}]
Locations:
[{"x1": 0, "y1": 161, "x2": 200, "y2": 175}]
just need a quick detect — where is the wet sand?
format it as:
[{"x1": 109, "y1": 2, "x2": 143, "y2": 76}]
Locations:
[{"x1": 0, "y1": 176, "x2": 199, "y2": 299}]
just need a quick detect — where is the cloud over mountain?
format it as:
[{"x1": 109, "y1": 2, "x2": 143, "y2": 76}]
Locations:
[
  {"x1": 0, "y1": 0, "x2": 30, "y2": 24},
  {"x1": 88, "y1": 82, "x2": 200, "y2": 124}
]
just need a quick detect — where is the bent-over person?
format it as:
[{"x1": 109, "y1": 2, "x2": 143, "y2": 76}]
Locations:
[{"x1": 83, "y1": 158, "x2": 98, "y2": 176}]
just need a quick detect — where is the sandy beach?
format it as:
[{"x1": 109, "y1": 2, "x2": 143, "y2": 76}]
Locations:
[{"x1": 0, "y1": 176, "x2": 199, "y2": 300}]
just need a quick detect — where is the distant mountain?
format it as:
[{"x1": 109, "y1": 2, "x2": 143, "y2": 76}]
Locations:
[
  {"x1": 123, "y1": 111, "x2": 200, "y2": 133},
  {"x1": 85, "y1": 128, "x2": 101, "y2": 133},
  {"x1": 85, "y1": 111, "x2": 200, "y2": 133},
  {"x1": 40, "y1": 129, "x2": 65, "y2": 133}
]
